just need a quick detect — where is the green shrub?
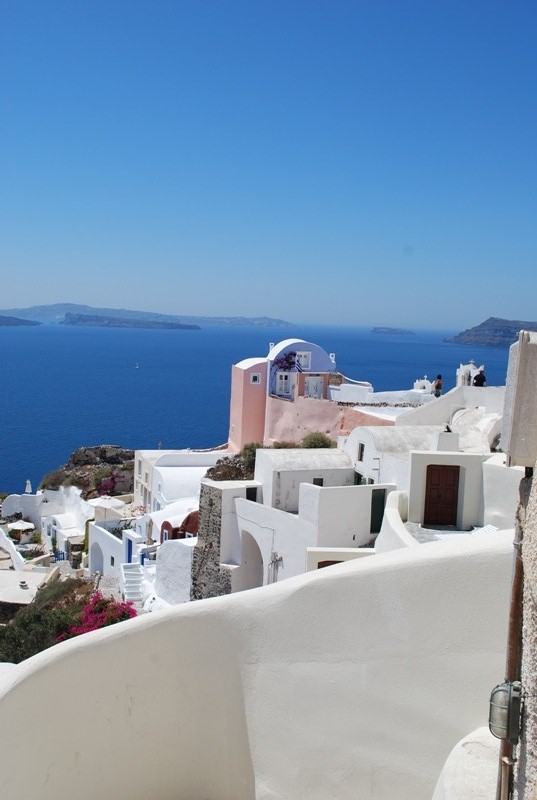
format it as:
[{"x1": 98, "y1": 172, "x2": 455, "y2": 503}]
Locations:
[
  {"x1": 30, "y1": 531, "x2": 42, "y2": 544},
  {"x1": 0, "y1": 578, "x2": 101, "y2": 663},
  {"x1": 240, "y1": 442, "x2": 263, "y2": 475},
  {"x1": 92, "y1": 465, "x2": 113, "y2": 489},
  {"x1": 301, "y1": 431, "x2": 334, "y2": 448},
  {"x1": 39, "y1": 469, "x2": 66, "y2": 491}
]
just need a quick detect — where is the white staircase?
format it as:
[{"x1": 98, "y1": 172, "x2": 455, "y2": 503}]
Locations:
[{"x1": 121, "y1": 562, "x2": 144, "y2": 603}]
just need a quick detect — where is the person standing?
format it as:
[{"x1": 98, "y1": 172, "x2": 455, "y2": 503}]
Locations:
[{"x1": 433, "y1": 374, "x2": 443, "y2": 397}]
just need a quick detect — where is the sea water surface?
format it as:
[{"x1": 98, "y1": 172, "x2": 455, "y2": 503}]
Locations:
[{"x1": 0, "y1": 324, "x2": 510, "y2": 494}]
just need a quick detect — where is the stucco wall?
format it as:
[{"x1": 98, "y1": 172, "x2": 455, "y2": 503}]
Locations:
[
  {"x1": 234, "y1": 497, "x2": 315, "y2": 585},
  {"x1": 299, "y1": 482, "x2": 395, "y2": 547},
  {"x1": 255, "y1": 454, "x2": 355, "y2": 514},
  {"x1": 228, "y1": 362, "x2": 267, "y2": 452},
  {"x1": 408, "y1": 451, "x2": 487, "y2": 528},
  {"x1": 154, "y1": 539, "x2": 194, "y2": 604},
  {"x1": 88, "y1": 522, "x2": 124, "y2": 577},
  {"x1": 396, "y1": 386, "x2": 505, "y2": 427},
  {"x1": 482, "y1": 459, "x2": 524, "y2": 530},
  {"x1": 306, "y1": 547, "x2": 375, "y2": 570},
  {"x1": 375, "y1": 491, "x2": 418, "y2": 552},
  {"x1": 263, "y1": 395, "x2": 393, "y2": 446},
  {"x1": 0, "y1": 535, "x2": 513, "y2": 800},
  {"x1": 432, "y1": 727, "x2": 498, "y2": 800},
  {"x1": 330, "y1": 382, "x2": 373, "y2": 403}
]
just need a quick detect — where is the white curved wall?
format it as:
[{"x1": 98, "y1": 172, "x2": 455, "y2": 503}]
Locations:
[
  {"x1": 375, "y1": 490, "x2": 417, "y2": 552},
  {"x1": 0, "y1": 535, "x2": 512, "y2": 800},
  {"x1": 432, "y1": 727, "x2": 498, "y2": 799}
]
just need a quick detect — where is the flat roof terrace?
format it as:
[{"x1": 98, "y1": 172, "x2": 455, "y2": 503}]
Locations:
[{"x1": 404, "y1": 522, "x2": 504, "y2": 544}]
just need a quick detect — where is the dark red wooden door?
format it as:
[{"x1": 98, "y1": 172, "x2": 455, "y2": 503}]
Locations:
[{"x1": 424, "y1": 465, "x2": 460, "y2": 526}]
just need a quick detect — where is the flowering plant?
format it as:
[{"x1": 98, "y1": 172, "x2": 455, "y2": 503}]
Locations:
[
  {"x1": 56, "y1": 592, "x2": 137, "y2": 642},
  {"x1": 272, "y1": 351, "x2": 297, "y2": 371}
]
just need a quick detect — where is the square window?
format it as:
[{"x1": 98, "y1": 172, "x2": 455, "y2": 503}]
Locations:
[
  {"x1": 250, "y1": 373, "x2": 261, "y2": 384},
  {"x1": 296, "y1": 351, "x2": 311, "y2": 370}
]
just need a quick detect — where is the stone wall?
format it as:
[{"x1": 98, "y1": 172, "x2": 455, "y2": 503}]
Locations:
[
  {"x1": 516, "y1": 472, "x2": 537, "y2": 797},
  {"x1": 191, "y1": 483, "x2": 232, "y2": 600}
]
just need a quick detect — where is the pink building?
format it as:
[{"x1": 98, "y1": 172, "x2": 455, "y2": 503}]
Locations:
[{"x1": 228, "y1": 338, "x2": 390, "y2": 452}]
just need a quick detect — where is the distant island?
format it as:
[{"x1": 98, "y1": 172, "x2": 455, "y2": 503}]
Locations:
[
  {"x1": 0, "y1": 303, "x2": 293, "y2": 328},
  {"x1": 371, "y1": 327, "x2": 415, "y2": 335},
  {"x1": 445, "y1": 317, "x2": 537, "y2": 348},
  {"x1": 0, "y1": 314, "x2": 41, "y2": 327},
  {"x1": 60, "y1": 313, "x2": 200, "y2": 330}
]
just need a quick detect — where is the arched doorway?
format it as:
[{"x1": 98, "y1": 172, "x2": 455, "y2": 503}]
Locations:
[
  {"x1": 239, "y1": 532, "x2": 264, "y2": 591},
  {"x1": 90, "y1": 542, "x2": 104, "y2": 574}
]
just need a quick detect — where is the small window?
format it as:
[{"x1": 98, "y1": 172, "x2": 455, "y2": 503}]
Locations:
[
  {"x1": 312, "y1": 477, "x2": 324, "y2": 486},
  {"x1": 318, "y1": 559, "x2": 343, "y2": 569},
  {"x1": 250, "y1": 373, "x2": 261, "y2": 384},
  {"x1": 296, "y1": 351, "x2": 311, "y2": 370},
  {"x1": 111, "y1": 556, "x2": 115, "y2": 566},
  {"x1": 246, "y1": 486, "x2": 257, "y2": 501},
  {"x1": 357, "y1": 442, "x2": 365, "y2": 461}
]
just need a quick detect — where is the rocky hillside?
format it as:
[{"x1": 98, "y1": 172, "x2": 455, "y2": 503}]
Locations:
[
  {"x1": 445, "y1": 317, "x2": 537, "y2": 347},
  {"x1": 60, "y1": 313, "x2": 200, "y2": 330},
  {"x1": 0, "y1": 303, "x2": 293, "y2": 328},
  {"x1": 40, "y1": 445, "x2": 135, "y2": 499},
  {"x1": 0, "y1": 315, "x2": 40, "y2": 327}
]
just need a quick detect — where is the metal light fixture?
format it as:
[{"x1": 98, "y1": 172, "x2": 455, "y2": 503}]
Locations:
[{"x1": 489, "y1": 681, "x2": 522, "y2": 744}]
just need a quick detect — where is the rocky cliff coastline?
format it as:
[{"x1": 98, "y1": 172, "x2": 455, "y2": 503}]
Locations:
[
  {"x1": 40, "y1": 445, "x2": 135, "y2": 499},
  {"x1": 445, "y1": 317, "x2": 537, "y2": 347},
  {"x1": 0, "y1": 315, "x2": 40, "y2": 327},
  {"x1": 60, "y1": 313, "x2": 200, "y2": 330}
]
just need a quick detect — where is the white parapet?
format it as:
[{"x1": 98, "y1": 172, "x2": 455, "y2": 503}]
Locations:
[
  {"x1": 501, "y1": 330, "x2": 537, "y2": 467},
  {"x1": 0, "y1": 533, "x2": 513, "y2": 800}
]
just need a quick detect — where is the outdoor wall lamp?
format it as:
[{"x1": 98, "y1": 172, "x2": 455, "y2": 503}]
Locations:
[{"x1": 489, "y1": 681, "x2": 522, "y2": 744}]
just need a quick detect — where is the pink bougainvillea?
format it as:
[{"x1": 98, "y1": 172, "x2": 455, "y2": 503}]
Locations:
[
  {"x1": 57, "y1": 593, "x2": 137, "y2": 642},
  {"x1": 272, "y1": 351, "x2": 297, "y2": 371}
]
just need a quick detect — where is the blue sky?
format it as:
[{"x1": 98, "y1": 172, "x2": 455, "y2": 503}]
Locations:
[{"x1": 1, "y1": 1, "x2": 535, "y2": 329}]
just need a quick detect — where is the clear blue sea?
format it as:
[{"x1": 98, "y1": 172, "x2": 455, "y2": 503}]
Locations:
[{"x1": 0, "y1": 324, "x2": 510, "y2": 495}]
